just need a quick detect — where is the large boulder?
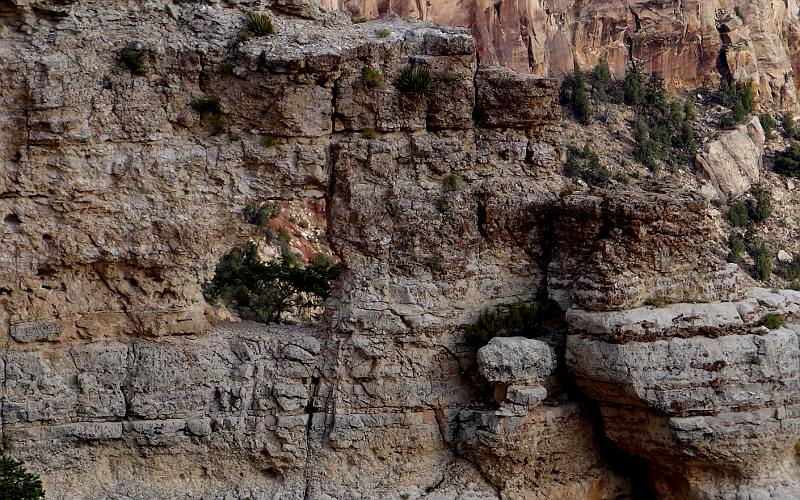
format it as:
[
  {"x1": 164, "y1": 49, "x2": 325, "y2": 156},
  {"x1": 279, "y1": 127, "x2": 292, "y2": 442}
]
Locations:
[
  {"x1": 695, "y1": 116, "x2": 765, "y2": 199},
  {"x1": 477, "y1": 336, "x2": 556, "y2": 384}
]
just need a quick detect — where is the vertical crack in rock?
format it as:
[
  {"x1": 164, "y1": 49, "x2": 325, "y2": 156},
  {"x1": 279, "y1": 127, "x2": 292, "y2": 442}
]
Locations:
[{"x1": 301, "y1": 375, "x2": 321, "y2": 500}]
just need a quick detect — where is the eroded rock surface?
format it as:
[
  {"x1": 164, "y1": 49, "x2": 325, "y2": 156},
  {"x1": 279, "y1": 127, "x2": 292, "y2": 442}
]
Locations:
[
  {"x1": 695, "y1": 116, "x2": 766, "y2": 199},
  {"x1": 567, "y1": 290, "x2": 800, "y2": 499},
  {"x1": 1, "y1": 1, "x2": 797, "y2": 499}
]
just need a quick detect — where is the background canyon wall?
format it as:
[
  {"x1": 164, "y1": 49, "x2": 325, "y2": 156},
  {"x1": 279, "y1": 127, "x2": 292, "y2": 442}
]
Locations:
[{"x1": 327, "y1": 0, "x2": 800, "y2": 110}]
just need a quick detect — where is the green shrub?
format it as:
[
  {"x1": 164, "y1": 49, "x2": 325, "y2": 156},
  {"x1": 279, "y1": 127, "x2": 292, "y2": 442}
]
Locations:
[
  {"x1": 559, "y1": 63, "x2": 593, "y2": 124},
  {"x1": 191, "y1": 96, "x2": 225, "y2": 135},
  {"x1": 203, "y1": 242, "x2": 341, "y2": 324},
  {"x1": 220, "y1": 62, "x2": 235, "y2": 74},
  {"x1": 760, "y1": 313, "x2": 784, "y2": 329},
  {"x1": 397, "y1": 65, "x2": 433, "y2": 97},
  {"x1": 120, "y1": 43, "x2": 149, "y2": 75},
  {"x1": 622, "y1": 64, "x2": 646, "y2": 107},
  {"x1": 0, "y1": 448, "x2": 45, "y2": 500},
  {"x1": 362, "y1": 66, "x2": 383, "y2": 89},
  {"x1": 781, "y1": 112, "x2": 796, "y2": 139},
  {"x1": 774, "y1": 143, "x2": 800, "y2": 177},
  {"x1": 351, "y1": 15, "x2": 367, "y2": 23},
  {"x1": 727, "y1": 201, "x2": 749, "y2": 227},
  {"x1": 243, "y1": 202, "x2": 280, "y2": 230},
  {"x1": 643, "y1": 295, "x2": 670, "y2": 308},
  {"x1": 590, "y1": 58, "x2": 612, "y2": 99},
  {"x1": 760, "y1": 113, "x2": 775, "y2": 141},
  {"x1": 777, "y1": 253, "x2": 800, "y2": 281},
  {"x1": 376, "y1": 28, "x2": 391, "y2": 38},
  {"x1": 716, "y1": 79, "x2": 754, "y2": 128},
  {"x1": 435, "y1": 197, "x2": 449, "y2": 212},
  {"x1": 261, "y1": 135, "x2": 278, "y2": 148},
  {"x1": 632, "y1": 117, "x2": 659, "y2": 171},
  {"x1": 424, "y1": 254, "x2": 443, "y2": 274},
  {"x1": 246, "y1": 13, "x2": 273, "y2": 36},
  {"x1": 442, "y1": 172, "x2": 461, "y2": 193},
  {"x1": 571, "y1": 63, "x2": 592, "y2": 125},
  {"x1": 728, "y1": 234, "x2": 744, "y2": 263},
  {"x1": 748, "y1": 186, "x2": 773, "y2": 223},
  {"x1": 563, "y1": 144, "x2": 610, "y2": 186},
  {"x1": 753, "y1": 242, "x2": 773, "y2": 280},
  {"x1": 683, "y1": 100, "x2": 696, "y2": 120},
  {"x1": 465, "y1": 300, "x2": 565, "y2": 348}
]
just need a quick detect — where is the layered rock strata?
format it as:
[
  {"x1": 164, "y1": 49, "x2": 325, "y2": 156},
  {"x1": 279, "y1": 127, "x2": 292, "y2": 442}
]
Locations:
[
  {"x1": 567, "y1": 288, "x2": 800, "y2": 499},
  {"x1": 0, "y1": 1, "x2": 797, "y2": 499}
]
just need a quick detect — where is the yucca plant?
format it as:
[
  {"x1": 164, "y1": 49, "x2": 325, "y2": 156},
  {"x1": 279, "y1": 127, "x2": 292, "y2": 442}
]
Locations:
[
  {"x1": 397, "y1": 64, "x2": 433, "y2": 97},
  {"x1": 246, "y1": 13, "x2": 273, "y2": 37}
]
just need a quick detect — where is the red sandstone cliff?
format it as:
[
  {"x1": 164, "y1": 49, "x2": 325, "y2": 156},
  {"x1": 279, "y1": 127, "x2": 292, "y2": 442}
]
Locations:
[{"x1": 327, "y1": 0, "x2": 800, "y2": 109}]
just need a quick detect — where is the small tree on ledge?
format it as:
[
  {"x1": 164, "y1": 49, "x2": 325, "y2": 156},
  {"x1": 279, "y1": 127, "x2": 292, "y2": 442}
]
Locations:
[{"x1": 0, "y1": 448, "x2": 45, "y2": 500}]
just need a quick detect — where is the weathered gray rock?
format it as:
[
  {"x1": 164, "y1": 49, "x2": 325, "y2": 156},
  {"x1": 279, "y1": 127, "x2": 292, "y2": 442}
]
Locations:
[
  {"x1": 474, "y1": 66, "x2": 559, "y2": 128},
  {"x1": 695, "y1": 116, "x2": 765, "y2": 199},
  {"x1": 566, "y1": 293, "x2": 800, "y2": 500},
  {"x1": 10, "y1": 319, "x2": 62, "y2": 342},
  {"x1": 477, "y1": 337, "x2": 556, "y2": 384}
]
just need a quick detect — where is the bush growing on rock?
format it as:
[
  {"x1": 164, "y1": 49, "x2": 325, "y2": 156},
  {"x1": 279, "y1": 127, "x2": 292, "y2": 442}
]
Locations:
[
  {"x1": 717, "y1": 79, "x2": 755, "y2": 127},
  {"x1": 245, "y1": 13, "x2": 273, "y2": 36},
  {"x1": 559, "y1": 63, "x2": 592, "y2": 124},
  {"x1": 727, "y1": 201, "x2": 748, "y2": 227},
  {"x1": 590, "y1": 57, "x2": 612, "y2": 100},
  {"x1": 760, "y1": 114, "x2": 775, "y2": 141},
  {"x1": 0, "y1": 448, "x2": 45, "y2": 500},
  {"x1": 728, "y1": 234, "x2": 744, "y2": 263},
  {"x1": 760, "y1": 313, "x2": 784, "y2": 329},
  {"x1": 752, "y1": 242, "x2": 773, "y2": 281},
  {"x1": 465, "y1": 300, "x2": 565, "y2": 347},
  {"x1": 362, "y1": 67, "x2": 383, "y2": 89},
  {"x1": 441, "y1": 172, "x2": 462, "y2": 192},
  {"x1": 747, "y1": 186, "x2": 773, "y2": 223},
  {"x1": 397, "y1": 65, "x2": 432, "y2": 98},
  {"x1": 774, "y1": 142, "x2": 800, "y2": 177},
  {"x1": 563, "y1": 144, "x2": 610, "y2": 185},
  {"x1": 204, "y1": 242, "x2": 341, "y2": 324},
  {"x1": 243, "y1": 202, "x2": 280, "y2": 231},
  {"x1": 622, "y1": 64, "x2": 646, "y2": 107},
  {"x1": 780, "y1": 112, "x2": 797, "y2": 139}
]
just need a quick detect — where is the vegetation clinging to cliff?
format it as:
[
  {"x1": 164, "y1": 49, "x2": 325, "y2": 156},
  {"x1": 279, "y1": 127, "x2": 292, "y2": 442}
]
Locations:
[
  {"x1": 397, "y1": 65, "x2": 433, "y2": 97},
  {"x1": 204, "y1": 242, "x2": 341, "y2": 324},
  {"x1": 0, "y1": 448, "x2": 45, "y2": 500},
  {"x1": 775, "y1": 143, "x2": 800, "y2": 177},
  {"x1": 561, "y1": 61, "x2": 696, "y2": 173},
  {"x1": 465, "y1": 300, "x2": 565, "y2": 347}
]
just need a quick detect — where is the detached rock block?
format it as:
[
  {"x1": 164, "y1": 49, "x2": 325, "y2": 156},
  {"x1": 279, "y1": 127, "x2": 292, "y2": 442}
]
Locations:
[
  {"x1": 474, "y1": 66, "x2": 559, "y2": 128},
  {"x1": 477, "y1": 337, "x2": 556, "y2": 384},
  {"x1": 695, "y1": 116, "x2": 765, "y2": 199}
]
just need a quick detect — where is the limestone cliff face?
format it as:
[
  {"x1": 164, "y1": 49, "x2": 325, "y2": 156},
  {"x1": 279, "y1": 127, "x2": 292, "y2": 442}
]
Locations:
[
  {"x1": 328, "y1": 0, "x2": 800, "y2": 110},
  {"x1": 0, "y1": 1, "x2": 798, "y2": 499}
]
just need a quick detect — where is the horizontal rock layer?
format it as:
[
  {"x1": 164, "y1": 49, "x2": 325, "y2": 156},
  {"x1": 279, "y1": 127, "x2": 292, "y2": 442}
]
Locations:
[{"x1": 1, "y1": 2, "x2": 797, "y2": 499}]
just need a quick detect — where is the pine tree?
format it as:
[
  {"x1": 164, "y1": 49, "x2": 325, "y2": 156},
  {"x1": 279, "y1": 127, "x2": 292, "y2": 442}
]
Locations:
[{"x1": 0, "y1": 448, "x2": 45, "y2": 500}]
